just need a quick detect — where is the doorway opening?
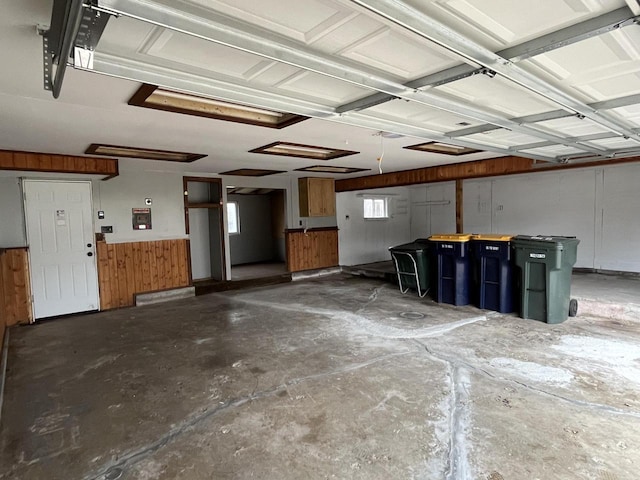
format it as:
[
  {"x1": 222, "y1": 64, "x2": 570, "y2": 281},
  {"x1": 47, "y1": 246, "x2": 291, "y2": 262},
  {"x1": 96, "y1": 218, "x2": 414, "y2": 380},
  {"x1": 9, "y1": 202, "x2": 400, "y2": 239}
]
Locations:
[
  {"x1": 184, "y1": 177, "x2": 226, "y2": 285},
  {"x1": 226, "y1": 187, "x2": 287, "y2": 281}
]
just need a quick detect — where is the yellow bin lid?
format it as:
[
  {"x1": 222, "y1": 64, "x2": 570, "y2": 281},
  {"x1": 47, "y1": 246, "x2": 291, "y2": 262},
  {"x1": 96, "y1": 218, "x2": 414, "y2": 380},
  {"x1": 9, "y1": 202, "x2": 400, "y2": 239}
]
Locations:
[
  {"x1": 429, "y1": 233, "x2": 472, "y2": 242},
  {"x1": 471, "y1": 234, "x2": 513, "y2": 241}
]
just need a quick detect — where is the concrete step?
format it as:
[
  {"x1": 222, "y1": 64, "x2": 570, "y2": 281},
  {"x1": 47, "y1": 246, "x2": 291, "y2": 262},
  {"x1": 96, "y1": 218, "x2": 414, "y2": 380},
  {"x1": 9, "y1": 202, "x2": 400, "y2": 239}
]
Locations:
[{"x1": 135, "y1": 286, "x2": 195, "y2": 306}]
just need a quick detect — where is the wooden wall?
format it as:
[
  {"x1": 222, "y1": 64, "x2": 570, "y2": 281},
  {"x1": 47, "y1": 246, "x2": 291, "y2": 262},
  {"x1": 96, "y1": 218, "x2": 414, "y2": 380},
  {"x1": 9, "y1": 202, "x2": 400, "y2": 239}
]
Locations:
[
  {"x1": 0, "y1": 149, "x2": 119, "y2": 179},
  {"x1": 286, "y1": 227, "x2": 339, "y2": 272},
  {"x1": 97, "y1": 239, "x2": 190, "y2": 310},
  {"x1": 0, "y1": 247, "x2": 32, "y2": 327}
]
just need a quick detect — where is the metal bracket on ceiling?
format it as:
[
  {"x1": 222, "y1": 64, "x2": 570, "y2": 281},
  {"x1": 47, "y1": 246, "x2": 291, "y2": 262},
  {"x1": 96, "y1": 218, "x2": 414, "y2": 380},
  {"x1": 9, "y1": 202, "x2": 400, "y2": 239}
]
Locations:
[
  {"x1": 40, "y1": 28, "x2": 53, "y2": 91},
  {"x1": 43, "y1": 0, "x2": 111, "y2": 98}
]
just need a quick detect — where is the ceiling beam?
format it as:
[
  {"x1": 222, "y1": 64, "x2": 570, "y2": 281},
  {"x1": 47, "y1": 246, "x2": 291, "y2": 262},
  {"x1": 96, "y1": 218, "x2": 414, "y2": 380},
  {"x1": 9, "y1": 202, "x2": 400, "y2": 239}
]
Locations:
[
  {"x1": 83, "y1": 52, "x2": 557, "y2": 162},
  {"x1": 337, "y1": 6, "x2": 639, "y2": 113},
  {"x1": 350, "y1": 0, "x2": 640, "y2": 143},
  {"x1": 95, "y1": 0, "x2": 603, "y2": 158}
]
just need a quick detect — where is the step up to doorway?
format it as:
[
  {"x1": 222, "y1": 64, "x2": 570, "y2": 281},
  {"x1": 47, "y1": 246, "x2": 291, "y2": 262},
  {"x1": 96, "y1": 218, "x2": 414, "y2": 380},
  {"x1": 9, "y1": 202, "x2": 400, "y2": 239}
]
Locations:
[
  {"x1": 135, "y1": 286, "x2": 196, "y2": 307},
  {"x1": 194, "y1": 274, "x2": 292, "y2": 295}
]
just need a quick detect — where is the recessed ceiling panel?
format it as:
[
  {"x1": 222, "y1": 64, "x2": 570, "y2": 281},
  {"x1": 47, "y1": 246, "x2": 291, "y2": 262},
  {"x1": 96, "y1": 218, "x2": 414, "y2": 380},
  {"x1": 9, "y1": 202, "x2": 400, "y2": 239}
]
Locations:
[
  {"x1": 419, "y1": 0, "x2": 623, "y2": 47},
  {"x1": 589, "y1": 137, "x2": 639, "y2": 150},
  {"x1": 524, "y1": 27, "x2": 640, "y2": 101},
  {"x1": 463, "y1": 129, "x2": 545, "y2": 148},
  {"x1": 186, "y1": 0, "x2": 354, "y2": 44},
  {"x1": 365, "y1": 99, "x2": 480, "y2": 132},
  {"x1": 275, "y1": 71, "x2": 370, "y2": 104},
  {"x1": 142, "y1": 29, "x2": 270, "y2": 79},
  {"x1": 96, "y1": 15, "x2": 157, "y2": 53},
  {"x1": 534, "y1": 117, "x2": 611, "y2": 137},
  {"x1": 220, "y1": 168, "x2": 286, "y2": 176},
  {"x1": 339, "y1": 28, "x2": 459, "y2": 80},
  {"x1": 521, "y1": 145, "x2": 586, "y2": 157},
  {"x1": 610, "y1": 104, "x2": 640, "y2": 127},
  {"x1": 435, "y1": 74, "x2": 560, "y2": 117}
]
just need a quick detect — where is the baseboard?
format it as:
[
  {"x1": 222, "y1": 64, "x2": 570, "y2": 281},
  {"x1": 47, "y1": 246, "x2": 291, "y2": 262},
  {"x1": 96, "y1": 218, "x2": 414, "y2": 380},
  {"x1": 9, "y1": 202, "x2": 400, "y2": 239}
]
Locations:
[{"x1": 574, "y1": 268, "x2": 640, "y2": 278}]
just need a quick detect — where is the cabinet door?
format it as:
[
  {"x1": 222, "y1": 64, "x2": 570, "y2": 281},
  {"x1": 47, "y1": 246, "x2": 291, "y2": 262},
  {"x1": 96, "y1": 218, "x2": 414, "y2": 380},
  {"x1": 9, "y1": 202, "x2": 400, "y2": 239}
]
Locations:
[
  {"x1": 298, "y1": 177, "x2": 335, "y2": 217},
  {"x1": 320, "y1": 178, "x2": 336, "y2": 216}
]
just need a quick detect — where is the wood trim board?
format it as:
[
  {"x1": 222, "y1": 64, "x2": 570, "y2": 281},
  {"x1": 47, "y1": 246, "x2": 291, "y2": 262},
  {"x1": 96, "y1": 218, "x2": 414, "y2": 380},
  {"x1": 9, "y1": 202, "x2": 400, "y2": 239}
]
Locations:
[{"x1": 0, "y1": 149, "x2": 119, "y2": 180}]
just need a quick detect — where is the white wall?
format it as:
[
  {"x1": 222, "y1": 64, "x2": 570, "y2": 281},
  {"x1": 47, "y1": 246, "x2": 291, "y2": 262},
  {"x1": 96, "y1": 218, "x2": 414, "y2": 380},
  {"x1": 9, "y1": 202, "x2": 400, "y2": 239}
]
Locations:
[
  {"x1": 337, "y1": 187, "x2": 411, "y2": 266},
  {"x1": 463, "y1": 162, "x2": 640, "y2": 272},
  {"x1": 409, "y1": 182, "x2": 456, "y2": 239},
  {"x1": 599, "y1": 165, "x2": 640, "y2": 272},
  {"x1": 92, "y1": 163, "x2": 186, "y2": 243},
  {"x1": 0, "y1": 177, "x2": 26, "y2": 247},
  {"x1": 188, "y1": 209, "x2": 212, "y2": 280}
]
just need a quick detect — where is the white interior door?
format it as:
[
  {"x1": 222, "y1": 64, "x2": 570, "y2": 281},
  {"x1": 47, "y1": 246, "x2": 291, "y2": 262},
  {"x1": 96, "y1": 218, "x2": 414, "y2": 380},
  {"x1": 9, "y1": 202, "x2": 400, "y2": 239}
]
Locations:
[{"x1": 23, "y1": 180, "x2": 99, "y2": 319}]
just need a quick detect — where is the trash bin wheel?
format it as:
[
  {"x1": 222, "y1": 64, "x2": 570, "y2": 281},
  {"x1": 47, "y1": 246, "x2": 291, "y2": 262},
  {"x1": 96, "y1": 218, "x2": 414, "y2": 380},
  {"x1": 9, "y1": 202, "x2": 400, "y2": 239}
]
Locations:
[{"x1": 568, "y1": 298, "x2": 578, "y2": 317}]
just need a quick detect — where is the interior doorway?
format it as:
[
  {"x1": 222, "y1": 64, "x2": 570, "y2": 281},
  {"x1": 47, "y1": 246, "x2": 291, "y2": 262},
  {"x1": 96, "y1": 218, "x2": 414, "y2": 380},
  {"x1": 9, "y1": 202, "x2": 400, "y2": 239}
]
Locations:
[
  {"x1": 226, "y1": 187, "x2": 287, "y2": 281},
  {"x1": 184, "y1": 177, "x2": 225, "y2": 283}
]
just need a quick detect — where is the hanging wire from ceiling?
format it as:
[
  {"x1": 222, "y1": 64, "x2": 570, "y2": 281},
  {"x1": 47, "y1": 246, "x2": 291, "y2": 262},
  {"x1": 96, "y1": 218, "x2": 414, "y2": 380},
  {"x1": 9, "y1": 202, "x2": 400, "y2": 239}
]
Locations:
[{"x1": 377, "y1": 132, "x2": 384, "y2": 174}]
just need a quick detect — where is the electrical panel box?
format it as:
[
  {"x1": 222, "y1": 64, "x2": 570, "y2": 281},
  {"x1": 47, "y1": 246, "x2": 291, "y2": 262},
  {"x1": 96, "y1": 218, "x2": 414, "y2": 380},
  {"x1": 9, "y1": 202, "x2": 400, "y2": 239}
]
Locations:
[{"x1": 132, "y1": 208, "x2": 152, "y2": 230}]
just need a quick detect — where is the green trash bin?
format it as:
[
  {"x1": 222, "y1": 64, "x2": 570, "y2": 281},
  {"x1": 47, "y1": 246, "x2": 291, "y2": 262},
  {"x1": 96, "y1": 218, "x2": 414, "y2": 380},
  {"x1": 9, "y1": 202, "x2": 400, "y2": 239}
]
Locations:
[
  {"x1": 389, "y1": 240, "x2": 431, "y2": 297},
  {"x1": 512, "y1": 235, "x2": 580, "y2": 324}
]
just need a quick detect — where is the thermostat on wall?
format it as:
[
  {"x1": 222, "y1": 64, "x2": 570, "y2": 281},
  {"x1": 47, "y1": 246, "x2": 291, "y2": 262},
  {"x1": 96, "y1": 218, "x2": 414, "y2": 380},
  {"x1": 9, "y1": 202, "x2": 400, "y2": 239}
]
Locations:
[{"x1": 132, "y1": 208, "x2": 152, "y2": 230}]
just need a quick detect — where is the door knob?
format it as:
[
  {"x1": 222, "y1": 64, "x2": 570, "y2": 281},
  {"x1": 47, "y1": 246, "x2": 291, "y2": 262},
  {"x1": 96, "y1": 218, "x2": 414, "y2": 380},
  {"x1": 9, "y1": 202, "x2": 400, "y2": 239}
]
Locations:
[
  {"x1": 87, "y1": 252, "x2": 93, "y2": 257},
  {"x1": 87, "y1": 243, "x2": 92, "y2": 248}
]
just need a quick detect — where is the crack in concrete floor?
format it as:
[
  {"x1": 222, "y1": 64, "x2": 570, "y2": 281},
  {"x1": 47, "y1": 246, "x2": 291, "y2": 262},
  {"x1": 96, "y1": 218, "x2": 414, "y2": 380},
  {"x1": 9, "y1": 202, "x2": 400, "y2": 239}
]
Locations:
[
  {"x1": 416, "y1": 341, "x2": 640, "y2": 421},
  {"x1": 6, "y1": 278, "x2": 639, "y2": 480}
]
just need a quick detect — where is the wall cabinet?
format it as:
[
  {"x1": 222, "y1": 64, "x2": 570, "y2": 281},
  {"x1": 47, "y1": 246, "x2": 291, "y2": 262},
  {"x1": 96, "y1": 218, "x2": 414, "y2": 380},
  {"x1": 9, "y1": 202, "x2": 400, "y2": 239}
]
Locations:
[{"x1": 298, "y1": 177, "x2": 335, "y2": 217}]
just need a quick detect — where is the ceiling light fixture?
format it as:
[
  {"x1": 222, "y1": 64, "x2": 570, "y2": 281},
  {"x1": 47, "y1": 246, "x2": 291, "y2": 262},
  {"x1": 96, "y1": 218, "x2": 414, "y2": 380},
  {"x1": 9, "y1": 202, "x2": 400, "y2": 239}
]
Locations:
[
  {"x1": 129, "y1": 84, "x2": 308, "y2": 129},
  {"x1": 85, "y1": 143, "x2": 206, "y2": 162},
  {"x1": 404, "y1": 142, "x2": 481, "y2": 155},
  {"x1": 249, "y1": 142, "x2": 359, "y2": 160}
]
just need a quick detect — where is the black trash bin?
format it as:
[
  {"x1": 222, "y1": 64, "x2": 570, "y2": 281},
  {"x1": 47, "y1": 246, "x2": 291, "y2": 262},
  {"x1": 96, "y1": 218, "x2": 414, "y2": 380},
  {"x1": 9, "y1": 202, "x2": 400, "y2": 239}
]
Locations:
[
  {"x1": 389, "y1": 240, "x2": 431, "y2": 297},
  {"x1": 511, "y1": 235, "x2": 580, "y2": 324},
  {"x1": 470, "y1": 234, "x2": 515, "y2": 313},
  {"x1": 429, "y1": 234, "x2": 472, "y2": 306}
]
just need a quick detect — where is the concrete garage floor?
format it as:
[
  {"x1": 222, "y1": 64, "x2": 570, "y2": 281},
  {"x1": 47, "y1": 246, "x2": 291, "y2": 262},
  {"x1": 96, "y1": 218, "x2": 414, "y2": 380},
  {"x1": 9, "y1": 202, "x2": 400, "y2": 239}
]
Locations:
[{"x1": 1, "y1": 275, "x2": 639, "y2": 480}]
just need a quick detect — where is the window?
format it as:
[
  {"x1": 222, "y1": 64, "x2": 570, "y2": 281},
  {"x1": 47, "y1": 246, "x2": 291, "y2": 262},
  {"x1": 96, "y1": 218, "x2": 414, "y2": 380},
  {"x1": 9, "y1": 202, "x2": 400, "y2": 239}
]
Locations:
[
  {"x1": 363, "y1": 197, "x2": 389, "y2": 219},
  {"x1": 227, "y1": 202, "x2": 240, "y2": 234}
]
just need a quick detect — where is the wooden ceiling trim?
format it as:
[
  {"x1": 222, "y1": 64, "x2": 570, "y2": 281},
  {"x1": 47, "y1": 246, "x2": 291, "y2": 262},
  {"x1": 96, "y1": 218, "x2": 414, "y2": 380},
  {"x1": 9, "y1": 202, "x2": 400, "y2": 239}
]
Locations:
[
  {"x1": 335, "y1": 156, "x2": 640, "y2": 192},
  {"x1": 0, "y1": 149, "x2": 119, "y2": 180}
]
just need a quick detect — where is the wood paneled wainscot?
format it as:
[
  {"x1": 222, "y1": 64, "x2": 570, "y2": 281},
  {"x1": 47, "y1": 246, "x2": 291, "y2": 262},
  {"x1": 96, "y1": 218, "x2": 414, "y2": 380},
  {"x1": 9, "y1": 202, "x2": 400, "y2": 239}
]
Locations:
[
  {"x1": 286, "y1": 227, "x2": 339, "y2": 272},
  {"x1": 0, "y1": 247, "x2": 33, "y2": 328},
  {"x1": 97, "y1": 239, "x2": 190, "y2": 309}
]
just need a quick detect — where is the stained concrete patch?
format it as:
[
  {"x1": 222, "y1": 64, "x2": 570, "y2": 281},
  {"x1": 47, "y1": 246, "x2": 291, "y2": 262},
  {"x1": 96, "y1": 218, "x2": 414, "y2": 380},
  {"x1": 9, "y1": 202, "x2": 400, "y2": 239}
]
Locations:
[
  {"x1": 552, "y1": 335, "x2": 640, "y2": 384},
  {"x1": 120, "y1": 354, "x2": 451, "y2": 480},
  {"x1": 489, "y1": 357, "x2": 574, "y2": 386}
]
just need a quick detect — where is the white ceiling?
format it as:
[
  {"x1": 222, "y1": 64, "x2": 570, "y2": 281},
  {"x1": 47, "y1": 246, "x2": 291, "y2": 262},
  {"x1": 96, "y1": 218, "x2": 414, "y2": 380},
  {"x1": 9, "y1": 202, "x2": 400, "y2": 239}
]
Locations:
[{"x1": 1, "y1": 0, "x2": 640, "y2": 179}]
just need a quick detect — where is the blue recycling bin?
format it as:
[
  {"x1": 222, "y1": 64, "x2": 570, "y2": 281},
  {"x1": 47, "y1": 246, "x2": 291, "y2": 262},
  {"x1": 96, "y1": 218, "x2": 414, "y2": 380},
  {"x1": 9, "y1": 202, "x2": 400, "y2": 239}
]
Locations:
[
  {"x1": 429, "y1": 234, "x2": 472, "y2": 306},
  {"x1": 470, "y1": 234, "x2": 515, "y2": 313}
]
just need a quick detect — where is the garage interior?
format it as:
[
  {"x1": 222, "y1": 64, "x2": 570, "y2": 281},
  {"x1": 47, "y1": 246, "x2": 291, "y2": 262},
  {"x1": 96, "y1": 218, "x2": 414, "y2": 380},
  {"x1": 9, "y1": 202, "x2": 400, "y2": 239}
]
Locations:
[{"x1": 1, "y1": 0, "x2": 640, "y2": 479}]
